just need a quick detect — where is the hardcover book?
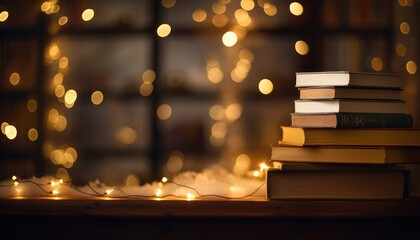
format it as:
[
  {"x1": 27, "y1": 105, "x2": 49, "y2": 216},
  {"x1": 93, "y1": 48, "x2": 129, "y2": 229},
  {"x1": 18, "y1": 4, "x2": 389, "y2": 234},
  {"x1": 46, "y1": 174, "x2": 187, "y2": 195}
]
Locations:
[
  {"x1": 270, "y1": 145, "x2": 420, "y2": 164},
  {"x1": 290, "y1": 113, "x2": 413, "y2": 128},
  {"x1": 294, "y1": 99, "x2": 406, "y2": 114},
  {"x1": 278, "y1": 126, "x2": 420, "y2": 146},
  {"x1": 266, "y1": 165, "x2": 408, "y2": 200},
  {"x1": 295, "y1": 71, "x2": 402, "y2": 89},
  {"x1": 299, "y1": 87, "x2": 403, "y2": 100}
]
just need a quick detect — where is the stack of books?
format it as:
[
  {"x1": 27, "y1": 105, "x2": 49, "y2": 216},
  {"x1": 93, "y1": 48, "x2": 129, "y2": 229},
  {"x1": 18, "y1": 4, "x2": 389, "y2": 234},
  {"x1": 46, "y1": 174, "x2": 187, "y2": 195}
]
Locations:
[{"x1": 267, "y1": 71, "x2": 420, "y2": 200}]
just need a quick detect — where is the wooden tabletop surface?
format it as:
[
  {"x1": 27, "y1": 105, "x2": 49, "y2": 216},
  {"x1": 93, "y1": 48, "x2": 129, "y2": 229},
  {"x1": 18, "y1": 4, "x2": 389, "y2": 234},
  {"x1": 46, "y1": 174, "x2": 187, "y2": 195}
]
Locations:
[{"x1": 1, "y1": 196, "x2": 420, "y2": 218}]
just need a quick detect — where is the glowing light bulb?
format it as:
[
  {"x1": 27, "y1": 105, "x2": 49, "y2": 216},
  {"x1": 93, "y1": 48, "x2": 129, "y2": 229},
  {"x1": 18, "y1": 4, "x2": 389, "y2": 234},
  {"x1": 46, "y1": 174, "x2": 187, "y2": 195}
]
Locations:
[
  {"x1": 105, "y1": 189, "x2": 114, "y2": 195},
  {"x1": 259, "y1": 162, "x2": 269, "y2": 171},
  {"x1": 222, "y1": 31, "x2": 238, "y2": 47},
  {"x1": 161, "y1": 177, "x2": 168, "y2": 183},
  {"x1": 186, "y1": 193, "x2": 195, "y2": 200},
  {"x1": 51, "y1": 181, "x2": 58, "y2": 187},
  {"x1": 14, "y1": 181, "x2": 19, "y2": 186},
  {"x1": 82, "y1": 9, "x2": 94, "y2": 21},
  {"x1": 59, "y1": 179, "x2": 64, "y2": 184},
  {"x1": 52, "y1": 189, "x2": 60, "y2": 195},
  {"x1": 12, "y1": 175, "x2": 17, "y2": 181},
  {"x1": 156, "y1": 188, "x2": 162, "y2": 197},
  {"x1": 157, "y1": 24, "x2": 171, "y2": 37},
  {"x1": 253, "y1": 170, "x2": 260, "y2": 177}
]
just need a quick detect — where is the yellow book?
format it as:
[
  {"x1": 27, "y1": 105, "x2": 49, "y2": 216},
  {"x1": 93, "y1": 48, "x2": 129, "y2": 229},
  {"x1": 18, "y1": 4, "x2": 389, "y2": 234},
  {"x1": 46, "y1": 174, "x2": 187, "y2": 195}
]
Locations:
[{"x1": 279, "y1": 126, "x2": 420, "y2": 146}]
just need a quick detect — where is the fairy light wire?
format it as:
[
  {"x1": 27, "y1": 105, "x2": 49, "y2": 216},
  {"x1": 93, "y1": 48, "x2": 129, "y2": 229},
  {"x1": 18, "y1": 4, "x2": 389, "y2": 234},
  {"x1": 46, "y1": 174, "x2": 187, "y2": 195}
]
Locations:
[{"x1": 0, "y1": 177, "x2": 266, "y2": 200}]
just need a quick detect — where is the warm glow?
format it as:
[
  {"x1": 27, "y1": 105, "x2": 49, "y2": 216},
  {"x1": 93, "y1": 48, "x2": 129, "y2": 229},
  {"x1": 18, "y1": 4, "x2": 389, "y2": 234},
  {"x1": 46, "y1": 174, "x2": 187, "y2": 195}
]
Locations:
[
  {"x1": 406, "y1": 79, "x2": 418, "y2": 96},
  {"x1": 1, "y1": 122, "x2": 9, "y2": 134},
  {"x1": 5, "y1": 125, "x2": 17, "y2": 140},
  {"x1": 9, "y1": 73, "x2": 20, "y2": 86},
  {"x1": 64, "y1": 89, "x2": 77, "y2": 105},
  {"x1": 209, "y1": 105, "x2": 225, "y2": 121},
  {"x1": 66, "y1": 147, "x2": 78, "y2": 162},
  {"x1": 58, "y1": 16, "x2": 68, "y2": 25},
  {"x1": 126, "y1": 174, "x2": 140, "y2": 187},
  {"x1": 192, "y1": 9, "x2": 207, "y2": 22},
  {"x1": 399, "y1": 0, "x2": 414, "y2": 7},
  {"x1": 289, "y1": 2, "x2": 304, "y2": 16},
  {"x1": 52, "y1": 189, "x2": 60, "y2": 195},
  {"x1": 82, "y1": 9, "x2": 94, "y2": 21},
  {"x1": 406, "y1": 61, "x2": 417, "y2": 74},
  {"x1": 225, "y1": 103, "x2": 242, "y2": 121},
  {"x1": 241, "y1": 0, "x2": 255, "y2": 11},
  {"x1": 212, "y1": 14, "x2": 228, "y2": 27},
  {"x1": 207, "y1": 67, "x2": 224, "y2": 84},
  {"x1": 253, "y1": 171, "x2": 260, "y2": 177},
  {"x1": 396, "y1": 43, "x2": 406, "y2": 57},
  {"x1": 162, "y1": 0, "x2": 176, "y2": 8},
  {"x1": 400, "y1": 22, "x2": 410, "y2": 34},
  {"x1": 139, "y1": 82, "x2": 154, "y2": 96},
  {"x1": 115, "y1": 126, "x2": 137, "y2": 145},
  {"x1": 157, "y1": 104, "x2": 172, "y2": 120},
  {"x1": 156, "y1": 188, "x2": 162, "y2": 197},
  {"x1": 233, "y1": 154, "x2": 251, "y2": 176},
  {"x1": 27, "y1": 99, "x2": 38, "y2": 112},
  {"x1": 222, "y1": 31, "x2": 238, "y2": 47},
  {"x1": 91, "y1": 91, "x2": 104, "y2": 105},
  {"x1": 295, "y1": 40, "x2": 309, "y2": 55},
  {"x1": 48, "y1": 43, "x2": 60, "y2": 60},
  {"x1": 55, "y1": 84, "x2": 65, "y2": 98},
  {"x1": 161, "y1": 177, "x2": 168, "y2": 183},
  {"x1": 258, "y1": 78, "x2": 274, "y2": 95},
  {"x1": 211, "y1": 121, "x2": 228, "y2": 139},
  {"x1": 263, "y1": 3, "x2": 277, "y2": 16},
  {"x1": 212, "y1": 2, "x2": 226, "y2": 14},
  {"x1": 14, "y1": 181, "x2": 19, "y2": 186},
  {"x1": 55, "y1": 115, "x2": 67, "y2": 132},
  {"x1": 371, "y1": 57, "x2": 383, "y2": 71},
  {"x1": 186, "y1": 193, "x2": 195, "y2": 200},
  {"x1": 28, "y1": 128, "x2": 38, "y2": 141},
  {"x1": 0, "y1": 11, "x2": 8, "y2": 22},
  {"x1": 105, "y1": 189, "x2": 114, "y2": 195},
  {"x1": 259, "y1": 162, "x2": 269, "y2": 171},
  {"x1": 157, "y1": 24, "x2": 171, "y2": 37},
  {"x1": 58, "y1": 57, "x2": 69, "y2": 69},
  {"x1": 142, "y1": 69, "x2": 156, "y2": 83},
  {"x1": 167, "y1": 151, "x2": 184, "y2": 174}
]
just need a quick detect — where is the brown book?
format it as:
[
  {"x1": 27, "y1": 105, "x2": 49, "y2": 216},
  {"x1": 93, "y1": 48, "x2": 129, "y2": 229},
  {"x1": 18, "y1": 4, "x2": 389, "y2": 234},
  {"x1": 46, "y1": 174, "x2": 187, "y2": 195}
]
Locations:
[
  {"x1": 291, "y1": 113, "x2": 413, "y2": 128},
  {"x1": 267, "y1": 165, "x2": 408, "y2": 200},
  {"x1": 270, "y1": 145, "x2": 420, "y2": 164},
  {"x1": 279, "y1": 126, "x2": 420, "y2": 146},
  {"x1": 299, "y1": 87, "x2": 402, "y2": 100}
]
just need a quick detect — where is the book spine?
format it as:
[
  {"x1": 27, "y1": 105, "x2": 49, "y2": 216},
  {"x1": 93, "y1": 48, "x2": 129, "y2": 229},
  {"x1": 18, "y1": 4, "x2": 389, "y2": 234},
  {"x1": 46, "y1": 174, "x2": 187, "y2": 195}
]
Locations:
[{"x1": 336, "y1": 113, "x2": 413, "y2": 128}]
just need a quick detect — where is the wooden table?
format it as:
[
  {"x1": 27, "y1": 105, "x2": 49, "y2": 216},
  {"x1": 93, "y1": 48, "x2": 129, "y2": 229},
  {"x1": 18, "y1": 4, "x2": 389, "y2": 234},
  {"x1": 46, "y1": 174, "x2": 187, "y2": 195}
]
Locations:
[{"x1": 1, "y1": 197, "x2": 420, "y2": 239}]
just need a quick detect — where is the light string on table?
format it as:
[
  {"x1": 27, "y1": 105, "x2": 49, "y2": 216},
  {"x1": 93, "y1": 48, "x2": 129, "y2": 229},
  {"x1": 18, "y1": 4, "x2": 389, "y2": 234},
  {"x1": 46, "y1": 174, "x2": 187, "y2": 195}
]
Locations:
[{"x1": 0, "y1": 175, "x2": 267, "y2": 200}]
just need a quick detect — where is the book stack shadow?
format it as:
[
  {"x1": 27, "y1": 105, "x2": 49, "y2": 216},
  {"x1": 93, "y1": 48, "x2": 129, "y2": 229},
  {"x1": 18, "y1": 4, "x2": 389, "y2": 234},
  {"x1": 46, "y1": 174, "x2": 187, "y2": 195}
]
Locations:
[{"x1": 267, "y1": 71, "x2": 420, "y2": 200}]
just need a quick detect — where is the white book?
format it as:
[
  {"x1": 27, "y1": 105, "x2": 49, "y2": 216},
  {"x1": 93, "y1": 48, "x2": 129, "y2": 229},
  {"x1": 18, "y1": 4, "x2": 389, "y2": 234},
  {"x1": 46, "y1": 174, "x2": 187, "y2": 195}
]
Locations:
[
  {"x1": 295, "y1": 71, "x2": 402, "y2": 89},
  {"x1": 294, "y1": 99, "x2": 406, "y2": 114}
]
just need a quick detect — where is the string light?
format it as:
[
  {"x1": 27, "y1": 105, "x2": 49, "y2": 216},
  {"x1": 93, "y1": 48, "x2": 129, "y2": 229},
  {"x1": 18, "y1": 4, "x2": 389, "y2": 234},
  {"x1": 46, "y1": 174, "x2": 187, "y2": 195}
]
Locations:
[{"x1": 0, "y1": 175, "x2": 266, "y2": 200}]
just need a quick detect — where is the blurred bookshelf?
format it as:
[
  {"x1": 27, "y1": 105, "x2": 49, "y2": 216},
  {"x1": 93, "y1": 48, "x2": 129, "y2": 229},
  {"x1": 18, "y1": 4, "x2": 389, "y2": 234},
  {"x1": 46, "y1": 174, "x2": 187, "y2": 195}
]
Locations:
[{"x1": 0, "y1": 0, "x2": 418, "y2": 185}]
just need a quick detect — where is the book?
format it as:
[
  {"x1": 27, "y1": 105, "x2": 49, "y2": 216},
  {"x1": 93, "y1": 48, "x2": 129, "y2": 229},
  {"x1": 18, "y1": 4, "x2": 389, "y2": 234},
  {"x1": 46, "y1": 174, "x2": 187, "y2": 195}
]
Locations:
[
  {"x1": 270, "y1": 145, "x2": 420, "y2": 164},
  {"x1": 294, "y1": 99, "x2": 406, "y2": 114},
  {"x1": 266, "y1": 165, "x2": 408, "y2": 200},
  {"x1": 295, "y1": 71, "x2": 402, "y2": 89},
  {"x1": 299, "y1": 87, "x2": 403, "y2": 100},
  {"x1": 278, "y1": 126, "x2": 420, "y2": 146},
  {"x1": 291, "y1": 113, "x2": 413, "y2": 128}
]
